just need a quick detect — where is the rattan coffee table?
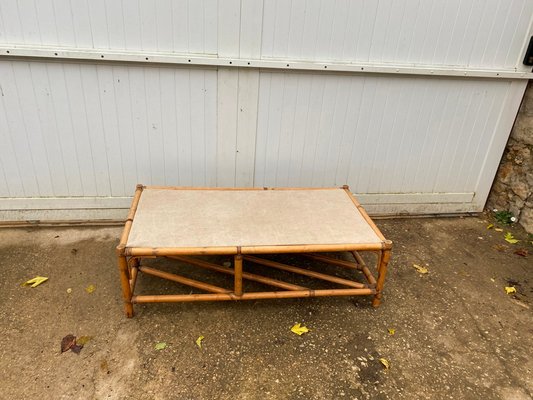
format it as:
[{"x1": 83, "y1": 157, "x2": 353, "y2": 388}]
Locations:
[{"x1": 116, "y1": 185, "x2": 392, "y2": 317}]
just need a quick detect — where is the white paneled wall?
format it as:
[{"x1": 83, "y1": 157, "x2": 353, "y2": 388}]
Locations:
[
  {"x1": 0, "y1": 0, "x2": 219, "y2": 53},
  {"x1": 254, "y1": 71, "x2": 521, "y2": 201},
  {"x1": 0, "y1": 61, "x2": 217, "y2": 197},
  {"x1": 0, "y1": 0, "x2": 532, "y2": 220},
  {"x1": 261, "y1": 0, "x2": 533, "y2": 68}
]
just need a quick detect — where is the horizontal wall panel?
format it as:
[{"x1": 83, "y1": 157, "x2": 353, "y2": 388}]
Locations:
[
  {"x1": 0, "y1": 192, "x2": 473, "y2": 211},
  {"x1": 254, "y1": 72, "x2": 517, "y2": 195},
  {"x1": 0, "y1": 201, "x2": 482, "y2": 222},
  {"x1": 0, "y1": 60, "x2": 218, "y2": 197},
  {"x1": 261, "y1": 0, "x2": 533, "y2": 69},
  {"x1": 0, "y1": 0, "x2": 218, "y2": 54},
  {"x1": 2, "y1": 0, "x2": 532, "y2": 72},
  {"x1": 0, "y1": 193, "x2": 478, "y2": 222}
]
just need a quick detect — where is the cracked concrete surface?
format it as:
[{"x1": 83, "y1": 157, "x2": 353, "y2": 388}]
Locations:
[{"x1": 0, "y1": 217, "x2": 531, "y2": 399}]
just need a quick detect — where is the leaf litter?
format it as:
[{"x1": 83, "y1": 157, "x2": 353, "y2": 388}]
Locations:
[
  {"x1": 504, "y1": 232, "x2": 519, "y2": 244},
  {"x1": 290, "y1": 323, "x2": 309, "y2": 336},
  {"x1": 195, "y1": 336, "x2": 205, "y2": 349},
  {"x1": 21, "y1": 276, "x2": 48, "y2": 288},
  {"x1": 514, "y1": 249, "x2": 528, "y2": 257},
  {"x1": 504, "y1": 286, "x2": 517, "y2": 295},
  {"x1": 412, "y1": 264, "x2": 429, "y2": 274},
  {"x1": 155, "y1": 342, "x2": 167, "y2": 350},
  {"x1": 61, "y1": 334, "x2": 90, "y2": 355},
  {"x1": 379, "y1": 358, "x2": 390, "y2": 369}
]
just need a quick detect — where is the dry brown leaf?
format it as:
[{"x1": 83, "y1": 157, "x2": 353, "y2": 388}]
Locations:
[
  {"x1": 492, "y1": 244, "x2": 507, "y2": 252},
  {"x1": 514, "y1": 249, "x2": 528, "y2": 257},
  {"x1": 61, "y1": 334, "x2": 76, "y2": 353},
  {"x1": 71, "y1": 344, "x2": 83, "y2": 355}
]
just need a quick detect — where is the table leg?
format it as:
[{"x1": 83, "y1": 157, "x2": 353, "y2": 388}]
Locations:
[
  {"x1": 118, "y1": 255, "x2": 134, "y2": 317},
  {"x1": 234, "y1": 254, "x2": 243, "y2": 296},
  {"x1": 372, "y1": 249, "x2": 391, "y2": 307}
]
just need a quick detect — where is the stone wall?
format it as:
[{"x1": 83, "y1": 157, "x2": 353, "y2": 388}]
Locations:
[{"x1": 487, "y1": 81, "x2": 533, "y2": 233}]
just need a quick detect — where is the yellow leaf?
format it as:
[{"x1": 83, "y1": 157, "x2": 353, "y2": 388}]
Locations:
[
  {"x1": 195, "y1": 335, "x2": 204, "y2": 349},
  {"x1": 85, "y1": 284, "x2": 96, "y2": 294},
  {"x1": 486, "y1": 224, "x2": 494, "y2": 230},
  {"x1": 494, "y1": 228, "x2": 503, "y2": 232},
  {"x1": 76, "y1": 336, "x2": 93, "y2": 346},
  {"x1": 388, "y1": 328, "x2": 395, "y2": 336},
  {"x1": 412, "y1": 264, "x2": 428, "y2": 274},
  {"x1": 154, "y1": 342, "x2": 167, "y2": 350},
  {"x1": 22, "y1": 276, "x2": 48, "y2": 288},
  {"x1": 504, "y1": 286, "x2": 516, "y2": 295},
  {"x1": 379, "y1": 358, "x2": 390, "y2": 369},
  {"x1": 290, "y1": 323, "x2": 309, "y2": 336},
  {"x1": 504, "y1": 232, "x2": 519, "y2": 244}
]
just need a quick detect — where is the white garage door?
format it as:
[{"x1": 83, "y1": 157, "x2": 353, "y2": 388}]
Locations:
[{"x1": 0, "y1": 0, "x2": 532, "y2": 220}]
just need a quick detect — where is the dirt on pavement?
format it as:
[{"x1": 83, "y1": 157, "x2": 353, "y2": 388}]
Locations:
[{"x1": 0, "y1": 216, "x2": 531, "y2": 399}]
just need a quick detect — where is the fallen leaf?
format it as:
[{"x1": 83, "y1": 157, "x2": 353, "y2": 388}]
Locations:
[
  {"x1": 100, "y1": 360, "x2": 109, "y2": 373},
  {"x1": 195, "y1": 335, "x2": 204, "y2": 349},
  {"x1": 290, "y1": 323, "x2": 309, "y2": 336},
  {"x1": 388, "y1": 328, "x2": 395, "y2": 336},
  {"x1": 504, "y1": 232, "x2": 519, "y2": 244},
  {"x1": 155, "y1": 342, "x2": 167, "y2": 350},
  {"x1": 514, "y1": 249, "x2": 528, "y2": 257},
  {"x1": 22, "y1": 276, "x2": 48, "y2": 288},
  {"x1": 494, "y1": 228, "x2": 503, "y2": 232},
  {"x1": 412, "y1": 264, "x2": 428, "y2": 274},
  {"x1": 492, "y1": 244, "x2": 507, "y2": 252},
  {"x1": 379, "y1": 358, "x2": 390, "y2": 369},
  {"x1": 77, "y1": 336, "x2": 93, "y2": 346},
  {"x1": 504, "y1": 286, "x2": 516, "y2": 295},
  {"x1": 486, "y1": 224, "x2": 494, "y2": 230},
  {"x1": 71, "y1": 344, "x2": 83, "y2": 355},
  {"x1": 85, "y1": 284, "x2": 96, "y2": 294},
  {"x1": 61, "y1": 334, "x2": 77, "y2": 353}
]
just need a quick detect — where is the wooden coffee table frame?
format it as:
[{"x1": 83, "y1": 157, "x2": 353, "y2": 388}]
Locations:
[{"x1": 116, "y1": 185, "x2": 392, "y2": 317}]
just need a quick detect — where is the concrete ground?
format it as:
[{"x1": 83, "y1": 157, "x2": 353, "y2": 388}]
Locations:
[{"x1": 0, "y1": 216, "x2": 531, "y2": 400}]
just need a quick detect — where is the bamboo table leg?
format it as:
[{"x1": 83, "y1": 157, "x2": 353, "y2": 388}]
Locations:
[
  {"x1": 234, "y1": 254, "x2": 243, "y2": 296},
  {"x1": 372, "y1": 248, "x2": 391, "y2": 307},
  {"x1": 118, "y1": 254, "x2": 134, "y2": 317}
]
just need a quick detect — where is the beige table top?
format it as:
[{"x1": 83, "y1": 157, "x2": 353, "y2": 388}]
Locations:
[{"x1": 126, "y1": 188, "x2": 383, "y2": 249}]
